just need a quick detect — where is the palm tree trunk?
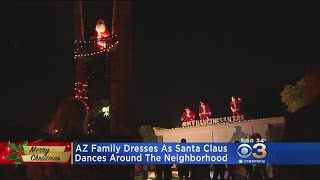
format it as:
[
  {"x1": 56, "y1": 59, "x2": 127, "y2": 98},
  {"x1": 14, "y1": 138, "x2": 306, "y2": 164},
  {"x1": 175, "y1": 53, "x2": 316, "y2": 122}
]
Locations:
[
  {"x1": 74, "y1": 0, "x2": 85, "y2": 82},
  {"x1": 111, "y1": 0, "x2": 133, "y2": 132}
]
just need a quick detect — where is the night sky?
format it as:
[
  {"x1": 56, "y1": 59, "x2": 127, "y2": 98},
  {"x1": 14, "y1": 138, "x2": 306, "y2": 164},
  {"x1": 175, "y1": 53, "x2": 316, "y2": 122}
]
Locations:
[{"x1": 2, "y1": 2, "x2": 319, "y2": 140}]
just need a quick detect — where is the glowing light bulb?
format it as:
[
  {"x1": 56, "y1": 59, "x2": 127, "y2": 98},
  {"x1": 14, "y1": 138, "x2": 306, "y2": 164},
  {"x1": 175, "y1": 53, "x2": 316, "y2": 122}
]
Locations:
[{"x1": 102, "y1": 106, "x2": 110, "y2": 117}]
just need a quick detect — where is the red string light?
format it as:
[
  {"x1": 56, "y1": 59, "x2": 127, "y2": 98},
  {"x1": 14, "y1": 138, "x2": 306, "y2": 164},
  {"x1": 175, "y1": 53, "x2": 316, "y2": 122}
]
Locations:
[{"x1": 74, "y1": 82, "x2": 89, "y2": 103}]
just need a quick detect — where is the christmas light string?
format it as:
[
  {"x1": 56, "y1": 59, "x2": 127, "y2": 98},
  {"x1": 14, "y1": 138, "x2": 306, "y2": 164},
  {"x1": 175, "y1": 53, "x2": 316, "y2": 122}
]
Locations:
[
  {"x1": 74, "y1": 82, "x2": 88, "y2": 99},
  {"x1": 73, "y1": 41, "x2": 119, "y2": 59},
  {"x1": 74, "y1": 82, "x2": 89, "y2": 110},
  {"x1": 73, "y1": 35, "x2": 119, "y2": 59},
  {"x1": 74, "y1": 34, "x2": 117, "y2": 44},
  {"x1": 74, "y1": 68, "x2": 95, "y2": 101},
  {"x1": 73, "y1": 34, "x2": 118, "y2": 113}
]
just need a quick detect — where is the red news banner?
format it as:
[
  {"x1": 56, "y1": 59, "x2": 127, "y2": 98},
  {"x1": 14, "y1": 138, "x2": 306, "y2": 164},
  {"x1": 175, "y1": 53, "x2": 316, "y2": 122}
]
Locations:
[{"x1": 0, "y1": 142, "x2": 72, "y2": 164}]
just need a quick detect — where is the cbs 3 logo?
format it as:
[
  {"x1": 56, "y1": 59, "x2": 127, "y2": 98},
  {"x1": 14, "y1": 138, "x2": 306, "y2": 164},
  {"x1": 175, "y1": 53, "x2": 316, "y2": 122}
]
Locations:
[{"x1": 237, "y1": 143, "x2": 267, "y2": 159}]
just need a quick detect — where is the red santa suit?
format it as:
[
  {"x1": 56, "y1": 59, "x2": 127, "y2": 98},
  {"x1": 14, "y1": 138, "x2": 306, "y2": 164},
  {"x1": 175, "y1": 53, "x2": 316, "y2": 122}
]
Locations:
[
  {"x1": 181, "y1": 110, "x2": 195, "y2": 122},
  {"x1": 230, "y1": 98, "x2": 242, "y2": 116},
  {"x1": 90, "y1": 28, "x2": 110, "y2": 50},
  {"x1": 199, "y1": 103, "x2": 211, "y2": 120}
]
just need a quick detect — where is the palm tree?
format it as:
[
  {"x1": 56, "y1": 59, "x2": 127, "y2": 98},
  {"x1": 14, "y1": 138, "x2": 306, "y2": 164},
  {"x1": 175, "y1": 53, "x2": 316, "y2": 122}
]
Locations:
[
  {"x1": 74, "y1": 0, "x2": 86, "y2": 82},
  {"x1": 110, "y1": 0, "x2": 133, "y2": 133}
]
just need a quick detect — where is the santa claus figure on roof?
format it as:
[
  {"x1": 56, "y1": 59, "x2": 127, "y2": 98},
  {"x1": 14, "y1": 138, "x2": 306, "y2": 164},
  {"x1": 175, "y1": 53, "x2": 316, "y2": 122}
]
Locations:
[
  {"x1": 230, "y1": 96, "x2": 242, "y2": 116},
  {"x1": 199, "y1": 101, "x2": 211, "y2": 120},
  {"x1": 181, "y1": 107, "x2": 195, "y2": 122},
  {"x1": 91, "y1": 19, "x2": 110, "y2": 50}
]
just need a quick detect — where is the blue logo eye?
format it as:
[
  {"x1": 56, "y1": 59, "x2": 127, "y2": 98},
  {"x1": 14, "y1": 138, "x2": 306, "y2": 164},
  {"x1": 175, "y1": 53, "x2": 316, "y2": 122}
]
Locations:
[{"x1": 237, "y1": 144, "x2": 252, "y2": 158}]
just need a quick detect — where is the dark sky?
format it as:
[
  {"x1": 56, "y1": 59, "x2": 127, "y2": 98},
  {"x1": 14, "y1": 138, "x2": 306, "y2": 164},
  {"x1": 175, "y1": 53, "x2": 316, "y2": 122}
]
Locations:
[
  {"x1": 133, "y1": 2, "x2": 318, "y2": 127},
  {"x1": 2, "y1": 2, "x2": 319, "y2": 139}
]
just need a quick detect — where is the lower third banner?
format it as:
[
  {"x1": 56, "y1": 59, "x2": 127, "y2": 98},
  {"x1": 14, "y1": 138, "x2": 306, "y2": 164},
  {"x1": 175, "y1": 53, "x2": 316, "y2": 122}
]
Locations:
[
  {"x1": 2, "y1": 142, "x2": 320, "y2": 164},
  {"x1": 72, "y1": 143, "x2": 320, "y2": 165}
]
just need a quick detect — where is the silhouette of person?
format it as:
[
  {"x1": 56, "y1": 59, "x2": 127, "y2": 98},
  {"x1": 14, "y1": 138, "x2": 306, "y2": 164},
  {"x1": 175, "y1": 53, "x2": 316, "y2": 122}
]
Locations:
[
  {"x1": 177, "y1": 138, "x2": 190, "y2": 180},
  {"x1": 250, "y1": 133, "x2": 268, "y2": 180},
  {"x1": 139, "y1": 164, "x2": 149, "y2": 180},
  {"x1": 229, "y1": 126, "x2": 247, "y2": 142},
  {"x1": 38, "y1": 97, "x2": 89, "y2": 141},
  {"x1": 190, "y1": 164, "x2": 211, "y2": 180},
  {"x1": 26, "y1": 98, "x2": 90, "y2": 180},
  {"x1": 156, "y1": 164, "x2": 172, "y2": 180},
  {"x1": 228, "y1": 140, "x2": 247, "y2": 180},
  {"x1": 276, "y1": 60, "x2": 320, "y2": 180},
  {"x1": 213, "y1": 164, "x2": 227, "y2": 180}
]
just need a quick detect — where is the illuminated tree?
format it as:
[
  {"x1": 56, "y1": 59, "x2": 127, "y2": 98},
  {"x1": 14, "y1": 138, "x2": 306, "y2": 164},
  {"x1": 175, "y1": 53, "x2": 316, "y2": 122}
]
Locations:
[{"x1": 280, "y1": 78, "x2": 309, "y2": 113}]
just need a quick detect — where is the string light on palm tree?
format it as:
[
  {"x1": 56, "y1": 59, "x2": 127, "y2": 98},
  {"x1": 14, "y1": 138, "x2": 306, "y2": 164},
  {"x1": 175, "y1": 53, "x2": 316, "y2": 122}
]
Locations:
[{"x1": 74, "y1": 82, "x2": 89, "y2": 109}]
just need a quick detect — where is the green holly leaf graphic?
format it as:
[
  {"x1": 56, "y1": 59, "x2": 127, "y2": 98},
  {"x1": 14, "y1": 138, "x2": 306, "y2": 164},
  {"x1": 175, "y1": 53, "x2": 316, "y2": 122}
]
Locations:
[
  {"x1": 18, "y1": 144, "x2": 24, "y2": 152},
  {"x1": 15, "y1": 158, "x2": 22, "y2": 164},
  {"x1": 6, "y1": 140, "x2": 28, "y2": 165},
  {"x1": 6, "y1": 153, "x2": 17, "y2": 160},
  {"x1": 9, "y1": 143, "x2": 18, "y2": 152}
]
